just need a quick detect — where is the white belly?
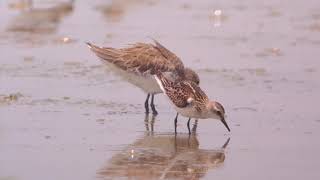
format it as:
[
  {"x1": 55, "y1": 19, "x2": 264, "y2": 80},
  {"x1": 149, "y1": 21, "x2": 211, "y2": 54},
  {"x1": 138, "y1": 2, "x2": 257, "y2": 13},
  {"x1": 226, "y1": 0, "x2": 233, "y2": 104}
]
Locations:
[
  {"x1": 100, "y1": 60, "x2": 162, "y2": 94},
  {"x1": 174, "y1": 106, "x2": 218, "y2": 120},
  {"x1": 175, "y1": 106, "x2": 207, "y2": 119}
]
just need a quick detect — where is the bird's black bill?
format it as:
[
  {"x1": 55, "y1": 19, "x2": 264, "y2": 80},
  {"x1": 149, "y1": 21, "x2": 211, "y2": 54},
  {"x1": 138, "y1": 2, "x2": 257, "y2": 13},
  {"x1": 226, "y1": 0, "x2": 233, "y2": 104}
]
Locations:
[{"x1": 220, "y1": 116, "x2": 231, "y2": 132}]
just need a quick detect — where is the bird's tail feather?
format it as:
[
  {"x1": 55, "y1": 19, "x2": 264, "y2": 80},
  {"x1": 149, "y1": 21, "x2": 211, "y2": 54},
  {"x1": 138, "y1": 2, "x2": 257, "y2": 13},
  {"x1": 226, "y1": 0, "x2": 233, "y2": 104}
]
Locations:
[{"x1": 86, "y1": 42, "x2": 120, "y2": 63}]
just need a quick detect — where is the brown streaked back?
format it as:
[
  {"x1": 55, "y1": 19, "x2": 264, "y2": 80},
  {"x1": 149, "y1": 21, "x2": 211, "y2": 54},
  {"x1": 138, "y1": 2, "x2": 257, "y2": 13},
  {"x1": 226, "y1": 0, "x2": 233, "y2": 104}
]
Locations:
[
  {"x1": 86, "y1": 41, "x2": 184, "y2": 75},
  {"x1": 184, "y1": 67, "x2": 200, "y2": 85},
  {"x1": 155, "y1": 71, "x2": 208, "y2": 108}
]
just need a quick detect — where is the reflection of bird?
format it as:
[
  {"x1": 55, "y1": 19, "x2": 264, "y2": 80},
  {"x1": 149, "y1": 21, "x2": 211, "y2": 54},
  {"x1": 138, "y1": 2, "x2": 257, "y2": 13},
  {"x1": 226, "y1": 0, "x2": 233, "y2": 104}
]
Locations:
[
  {"x1": 144, "y1": 114, "x2": 156, "y2": 133},
  {"x1": 98, "y1": 134, "x2": 230, "y2": 180},
  {"x1": 7, "y1": 0, "x2": 74, "y2": 33},
  {"x1": 144, "y1": 114, "x2": 198, "y2": 134},
  {"x1": 86, "y1": 40, "x2": 199, "y2": 115},
  {"x1": 155, "y1": 71, "x2": 230, "y2": 134},
  {"x1": 8, "y1": 0, "x2": 33, "y2": 11}
]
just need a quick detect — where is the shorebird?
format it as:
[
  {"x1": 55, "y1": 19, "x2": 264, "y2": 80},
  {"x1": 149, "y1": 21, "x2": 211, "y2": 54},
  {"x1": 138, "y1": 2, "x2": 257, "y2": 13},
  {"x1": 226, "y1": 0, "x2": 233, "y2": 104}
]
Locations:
[
  {"x1": 86, "y1": 40, "x2": 200, "y2": 115},
  {"x1": 154, "y1": 71, "x2": 230, "y2": 134}
]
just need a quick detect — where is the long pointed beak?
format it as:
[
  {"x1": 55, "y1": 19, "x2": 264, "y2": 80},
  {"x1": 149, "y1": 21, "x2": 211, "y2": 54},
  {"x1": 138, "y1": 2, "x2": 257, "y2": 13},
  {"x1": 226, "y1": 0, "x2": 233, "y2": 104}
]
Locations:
[{"x1": 220, "y1": 116, "x2": 231, "y2": 132}]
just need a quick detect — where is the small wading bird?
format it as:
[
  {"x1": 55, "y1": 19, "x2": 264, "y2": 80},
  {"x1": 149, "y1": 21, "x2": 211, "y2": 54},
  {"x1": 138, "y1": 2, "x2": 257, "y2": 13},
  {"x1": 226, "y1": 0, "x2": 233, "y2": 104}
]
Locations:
[
  {"x1": 86, "y1": 40, "x2": 199, "y2": 115},
  {"x1": 155, "y1": 71, "x2": 230, "y2": 134}
]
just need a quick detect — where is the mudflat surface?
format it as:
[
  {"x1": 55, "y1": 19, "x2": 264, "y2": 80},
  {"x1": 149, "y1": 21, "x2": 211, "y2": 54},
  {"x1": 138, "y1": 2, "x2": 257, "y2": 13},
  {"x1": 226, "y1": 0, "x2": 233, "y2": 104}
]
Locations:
[{"x1": 1, "y1": 0, "x2": 320, "y2": 180}]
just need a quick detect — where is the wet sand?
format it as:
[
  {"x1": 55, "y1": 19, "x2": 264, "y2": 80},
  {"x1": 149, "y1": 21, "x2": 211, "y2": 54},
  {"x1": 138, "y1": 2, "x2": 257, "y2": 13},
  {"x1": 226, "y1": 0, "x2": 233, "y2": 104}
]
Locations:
[{"x1": 1, "y1": 0, "x2": 320, "y2": 180}]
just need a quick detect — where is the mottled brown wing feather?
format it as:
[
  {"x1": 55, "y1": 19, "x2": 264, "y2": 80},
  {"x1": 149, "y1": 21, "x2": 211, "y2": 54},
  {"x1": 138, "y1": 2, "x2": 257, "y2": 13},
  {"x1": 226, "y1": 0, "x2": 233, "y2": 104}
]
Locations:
[
  {"x1": 156, "y1": 71, "x2": 188, "y2": 108},
  {"x1": 168, "y1": 81, "x2": 208, "y2": 108},
  {"x1": 151, "y1": 39, "x2": 184, "y2": 70},
  {"x1": 87, "y1": 41, "x2": 184, "y2": 75},
  {"x1": 181, "y1": 81, "x2": 209, "y2": 102},
  {"x1": 156, "y1": 71, "x2": 208, "y2": 108},
  {"x1": 165, "y1": 82, "x2": 191, "y2": 108}
]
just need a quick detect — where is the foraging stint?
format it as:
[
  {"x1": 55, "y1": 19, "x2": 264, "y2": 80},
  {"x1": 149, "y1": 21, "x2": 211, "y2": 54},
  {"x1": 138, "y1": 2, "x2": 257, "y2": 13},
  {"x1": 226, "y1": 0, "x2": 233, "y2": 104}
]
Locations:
[
  {"x1": 154, "y1": 71, "x2": 230, "y2": 134},
  {"x1": 86, "y1": 40, "x2": 199, "y2": 115}
]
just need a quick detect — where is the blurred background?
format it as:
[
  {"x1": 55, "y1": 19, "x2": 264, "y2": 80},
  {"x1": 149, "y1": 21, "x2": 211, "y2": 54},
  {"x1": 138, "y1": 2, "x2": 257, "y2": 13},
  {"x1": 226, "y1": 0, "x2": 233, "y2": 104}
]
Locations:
[{"x1": 0, "y1": 0, "x2": 320, "y2": 180}]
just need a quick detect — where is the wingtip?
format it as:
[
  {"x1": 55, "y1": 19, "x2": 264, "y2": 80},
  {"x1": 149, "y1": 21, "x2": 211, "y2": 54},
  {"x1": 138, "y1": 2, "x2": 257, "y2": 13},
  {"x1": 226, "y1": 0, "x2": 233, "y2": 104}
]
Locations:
[{"x1": 146, "y1": 36, "x2": 159, "y2": 45}]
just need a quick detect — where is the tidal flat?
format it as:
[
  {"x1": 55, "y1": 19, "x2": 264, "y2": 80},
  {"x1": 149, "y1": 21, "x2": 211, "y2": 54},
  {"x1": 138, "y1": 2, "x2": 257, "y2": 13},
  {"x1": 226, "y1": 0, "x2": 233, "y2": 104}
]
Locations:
[{"x1": 1, "y1": 0, "x2": 320, "y2": 180}]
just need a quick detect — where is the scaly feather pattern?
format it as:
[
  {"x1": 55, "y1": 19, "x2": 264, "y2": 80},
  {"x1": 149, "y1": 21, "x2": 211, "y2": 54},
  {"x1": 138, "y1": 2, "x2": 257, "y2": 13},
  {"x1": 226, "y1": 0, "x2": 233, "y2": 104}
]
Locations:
[{"x1": 155, "y1": 72, "x2": 208, "y2": 110}]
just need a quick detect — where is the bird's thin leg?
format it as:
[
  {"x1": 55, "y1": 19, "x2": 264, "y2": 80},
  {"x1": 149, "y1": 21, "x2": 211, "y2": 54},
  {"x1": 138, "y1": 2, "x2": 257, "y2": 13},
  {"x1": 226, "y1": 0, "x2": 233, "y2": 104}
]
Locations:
[
  {"x1": 144, "y1": 94, "x2": 150, "y2": 114},
  {"x1": 187, "y1": 118, "x2": 191, "y2": 135},
  {"x1": 174, "y1": 113, "x2": 179, "y2": 134},
  {"x1": 150, "y1": 94, "x2": 158, "y2": 115}
]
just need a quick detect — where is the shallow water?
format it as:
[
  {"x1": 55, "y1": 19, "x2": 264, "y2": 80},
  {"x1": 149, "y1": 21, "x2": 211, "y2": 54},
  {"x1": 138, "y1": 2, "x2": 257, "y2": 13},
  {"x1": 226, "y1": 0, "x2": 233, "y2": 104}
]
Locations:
[{"x1": 1, "y1": 0, "x2": 320, "y2": 180}]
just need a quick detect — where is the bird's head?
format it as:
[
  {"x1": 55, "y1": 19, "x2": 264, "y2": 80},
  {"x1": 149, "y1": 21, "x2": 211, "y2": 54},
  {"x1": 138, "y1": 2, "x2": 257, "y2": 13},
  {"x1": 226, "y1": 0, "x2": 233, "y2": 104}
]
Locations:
[{"x1": 207, "y1": 101, "x2": 230, "y2": 132}]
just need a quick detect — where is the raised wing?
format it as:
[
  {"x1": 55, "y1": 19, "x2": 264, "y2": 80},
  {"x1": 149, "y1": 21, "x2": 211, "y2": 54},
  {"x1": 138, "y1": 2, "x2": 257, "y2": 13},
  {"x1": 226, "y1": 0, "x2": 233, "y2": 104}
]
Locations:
[
  {"x1": 151, "y1": 39, "x2": 183, "y2": 69},
  {"x1": 87, "y1": 41, "x2": 184, "y2": 75}
]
